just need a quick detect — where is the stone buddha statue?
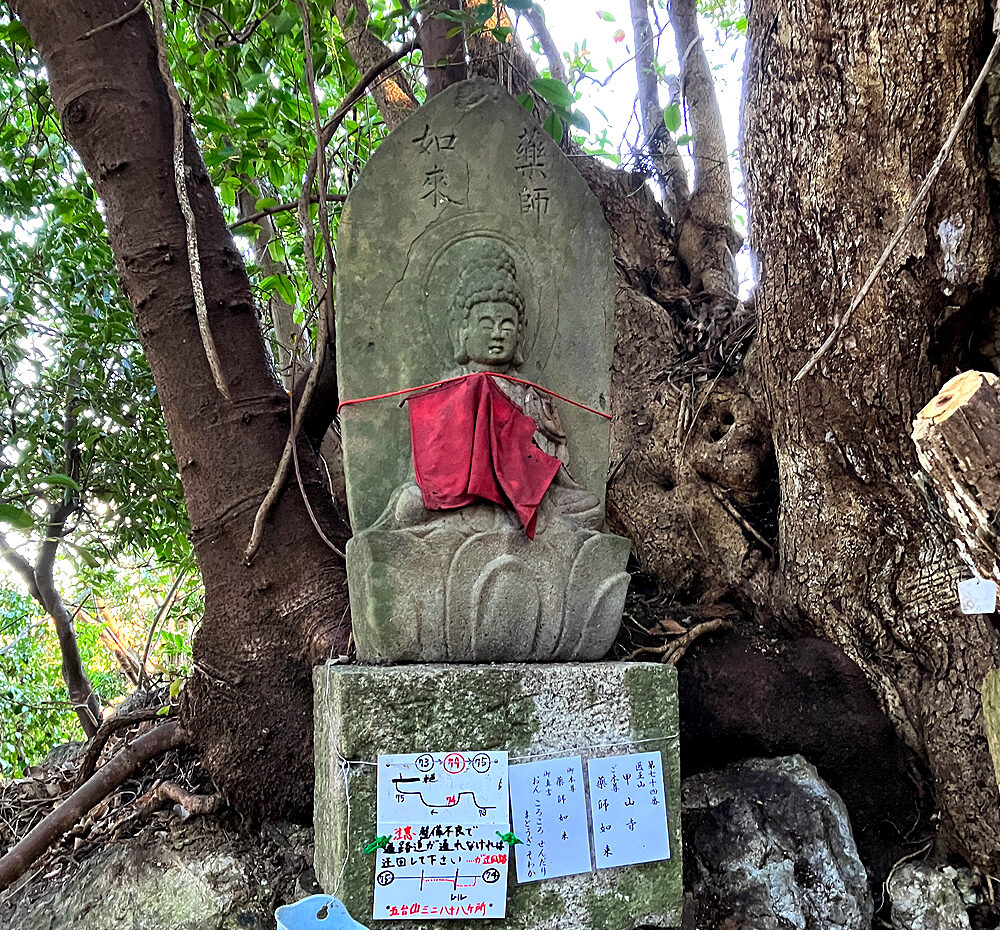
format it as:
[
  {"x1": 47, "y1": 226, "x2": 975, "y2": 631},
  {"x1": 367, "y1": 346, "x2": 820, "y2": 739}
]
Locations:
[
  {"x1": 388, "y1": 238, "x2": 602, "y2": 535},
  {"x1": 345, "y1": 236, "x2": 630, "y2": 665},
  {"x1": 335, "y1": 80, "x2": 630, "y2": 666}
]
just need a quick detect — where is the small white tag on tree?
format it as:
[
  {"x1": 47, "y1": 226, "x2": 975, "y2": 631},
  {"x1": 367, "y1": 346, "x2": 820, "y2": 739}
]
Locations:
[{"x1": 957, "y1": 576, "x2": 997, "y2": 614}]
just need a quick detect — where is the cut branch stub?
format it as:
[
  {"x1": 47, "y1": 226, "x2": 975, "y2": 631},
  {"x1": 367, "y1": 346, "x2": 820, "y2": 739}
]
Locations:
[{"x1": 912, "y1": 370, "x2": 1000, "y2": 581}]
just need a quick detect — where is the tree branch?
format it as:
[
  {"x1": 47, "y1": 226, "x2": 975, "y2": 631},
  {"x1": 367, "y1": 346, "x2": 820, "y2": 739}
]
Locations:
[
  {"x1": 333, "y1": 0, "x2": 419, "y2": 130},
  {"x1": 229, "y1": 193, "x2": 347, "y2": 232},
  {"x1": 75, "y1": 706, "x2": 167, "y2": 787},
  {"x1": 0, "y1": 720, "x2": 186, "y2": 892},
  {"x1": 32, "y1": 380, "x2": 102, "y2": 737},
  {"x1": 668, "y1": 0, "x2": 740, "y2": 298},
  {"x1": 237, "y1": 183, "x2": 309, "y2": 388},
  {"x1": 245, "y1": 39, "x2": 418, "y2": 561},
  {"x1": 629, "y1": 0, "x2": 689, "y2": 221},
  {"x1": 151, "y1": 0, "x2": 230, "y2": 400},
  {"x1": 521, "y1": 5, "x2": 566, "y2": 83},
  {"x1": 420, "y1": 0, "x2": 467, "y2": 96},
  {"x1": 0, "y1": 531, "x2": 41, "y2": 602}
]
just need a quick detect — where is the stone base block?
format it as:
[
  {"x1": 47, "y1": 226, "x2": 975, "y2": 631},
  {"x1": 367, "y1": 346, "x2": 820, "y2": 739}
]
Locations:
[{"x1": 314, "y1": 662, "x2": 682, "y2": 930}]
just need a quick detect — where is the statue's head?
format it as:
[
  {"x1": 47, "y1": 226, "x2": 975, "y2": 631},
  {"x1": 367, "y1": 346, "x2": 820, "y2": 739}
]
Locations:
[{"x1": 448, "y1": 240, "x2": 526, "y2": 370}]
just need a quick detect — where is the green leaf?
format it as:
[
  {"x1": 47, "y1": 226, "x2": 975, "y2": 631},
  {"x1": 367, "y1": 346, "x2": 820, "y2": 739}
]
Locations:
[
  {"x1": 563, "y1": 108, "x2": 591, "y2": 133},
  {"x1": 446, "y1": 26, "x2": 464, "y2": 38},
  {"x1": 516, "y1": 92, "x2": 535, "y2": 113},
  {"x1": 39, "y1": 473, "x2": 82, "y2": 491},
  {"x1": 597, "y1": 10, "x2": 615, "y2": 21},
  {"x1": 543, "y1": 111, "x2": 564, "y2": 144},
  {"x1": 530, "y1": 77, "x2": 574, "y2": 108},
  {"x1": 676, "y1": 133, "x2": 693, "y2": 146},
  {"x1": 491, "y1": 26, "x2": 512, "y2": 43},
  {"x1": 267, "y1": 239, "x2": 285, "y2": 263},
  {"x1": 663, "y1": 102, "x2": 682, "y2": 133},
  {"x1": 434, "y1": 10, "x2": 469, "y2": 23},
  {"x1": 503, "y1": 0, "x2": 536, "y2": 9},
  {"x1": 0, "y1": 505, "x2": 35, "y2": 530},
  {"x1": 169, "y1": 678, "x2": 183, "y2": 699},
  {"x1": 343, "y1": 5, "x2": 357, "y2": 27},
  {"x1": 260, "y1": 273, "x2": 297, "y2": 305},
  {"x1": 197, "y1": 113, "x2": 230, "y2": 135},
  {"x1": 272, "y1": 9, "x2": 297, "y2": 35},
  {"x1": 472, "y1": 3, "x2": 495, "y2": 26}
]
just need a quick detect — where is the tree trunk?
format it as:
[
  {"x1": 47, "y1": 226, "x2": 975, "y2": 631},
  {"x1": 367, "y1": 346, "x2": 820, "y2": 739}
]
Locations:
[
  {"x1": 10, "y1": 0, "x2": 351, "y2": 816},
  {"x1": 744, "y1": 0, "x2": 1000, "y2": 868}
]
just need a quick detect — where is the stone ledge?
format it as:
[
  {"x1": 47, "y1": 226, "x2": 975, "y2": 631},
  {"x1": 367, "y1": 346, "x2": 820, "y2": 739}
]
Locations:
[{"x1": 314, "y1": 662, "x2": 682, "y2": 930}]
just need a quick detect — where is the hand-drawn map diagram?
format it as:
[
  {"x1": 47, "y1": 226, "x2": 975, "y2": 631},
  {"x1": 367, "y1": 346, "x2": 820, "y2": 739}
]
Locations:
[
  {"x1": 374, "y1": 752, "x2": 510, "y2": 920},
  {"x1": 587, "y1": 752, "x2": 671, "y2": 869},
  {"x1": 508, "y1": 757, "x2": 592, "y2": 883}
]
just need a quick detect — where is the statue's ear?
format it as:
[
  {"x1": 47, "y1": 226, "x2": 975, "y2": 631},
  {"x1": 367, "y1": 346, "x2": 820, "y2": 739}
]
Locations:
[{"x1": 449, "y1": 319, "x2": 469, "y2": 364}]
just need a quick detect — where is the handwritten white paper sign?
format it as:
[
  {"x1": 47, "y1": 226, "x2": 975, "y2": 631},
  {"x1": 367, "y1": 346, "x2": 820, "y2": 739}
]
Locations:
[
  {"x1": 373, "y1": 752, "x2": 510, "y2": 920},
  {"x1": 587, "y1": 752, "x2": 670, "y2": 869},
  {"x1": 376, "y1": 751, "x2": 508, "y2": 829},
  {"x1": 509, "y1": 756, "x2": 592, "y2": 882},
  {"x1": 373, "y1": 823, "x2": 509, "y2": 921}
]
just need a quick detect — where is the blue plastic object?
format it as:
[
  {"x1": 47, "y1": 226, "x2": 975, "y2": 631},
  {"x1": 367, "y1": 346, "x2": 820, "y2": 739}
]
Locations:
[{"x1": 275, "y1": 894, "x2": 370, "y2": 930}]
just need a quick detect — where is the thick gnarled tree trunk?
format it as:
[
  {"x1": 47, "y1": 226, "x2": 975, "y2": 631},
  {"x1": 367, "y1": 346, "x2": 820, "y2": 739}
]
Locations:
[
  {"x1": 11, "y1": 0, "x2": 351, "y2": 816},
  {"x1": 744, "y1": 0, "x2": 1000, "y2": 867}
]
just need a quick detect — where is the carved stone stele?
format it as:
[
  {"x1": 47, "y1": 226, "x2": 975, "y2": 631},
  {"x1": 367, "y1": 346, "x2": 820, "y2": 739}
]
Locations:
[{"x1": 336, "y1": 78, "x2": 629, "y2": 663}]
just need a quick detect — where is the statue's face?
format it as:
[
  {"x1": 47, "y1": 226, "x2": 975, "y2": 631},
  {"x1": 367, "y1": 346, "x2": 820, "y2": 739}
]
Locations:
[{"x1": 463, "y1": 301, "x2": 519, "y2": 368}]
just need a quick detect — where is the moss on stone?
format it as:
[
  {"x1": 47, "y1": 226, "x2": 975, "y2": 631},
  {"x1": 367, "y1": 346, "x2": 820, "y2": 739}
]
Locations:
[
  {"x1": 507, "y1": 882, "x2": 566, "y2": 929},
  {"x1": 586, "y1": 869, "x2": 680, "y2": 930}
]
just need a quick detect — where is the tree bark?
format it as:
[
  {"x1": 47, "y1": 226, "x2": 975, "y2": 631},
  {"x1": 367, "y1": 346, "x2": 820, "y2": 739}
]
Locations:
[
  {"x1": 744, "y1": 0, "x2": 1000, "y2": 868},
  {"x1": 10, "y1": 0, "x2": 351, "y2": 816},
  {"x1": 334, "y1": 0, "x2": 418, "y2": 130},
  {"x1": 418, "y1": 0, "x2": 467, "y2": 97}
]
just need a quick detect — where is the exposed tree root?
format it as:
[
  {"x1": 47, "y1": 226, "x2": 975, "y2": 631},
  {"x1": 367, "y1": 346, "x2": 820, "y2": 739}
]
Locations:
[
  {"x1": 626, "y1": 618, "x2": 733, "y2": 665},
  {"x1": 137, "y1": 780, "x2": 224, "y2": 819},
  {"x1": 75, "y1": 707, "x2": 168, "y2": 787},
  {"x1": 0, "y1": 720, "x2": 186, "y2": 893}
]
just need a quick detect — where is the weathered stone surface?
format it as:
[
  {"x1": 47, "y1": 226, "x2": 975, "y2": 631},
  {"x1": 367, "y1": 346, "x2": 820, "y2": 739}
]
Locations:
[
  {"x1": 336, "y1": 77, "x2": 615, "y2": 530},
  {"x1": 336, "y1": 78, "x2": 628, "y2": 664},
  {"x1": 682, "y1": 755, "x2": 872, "y2": 930},
  {"x1": 888, "y1": 863, "x2": 971, "y2": 930},
  {"x1": 982, "y1": 668, "x2": 1000, "y2": 793},
  {"x1": 0, "y1": 816, "x2": 316, "y2": 930},
  {"x1": 314, "y1": 662, "x2": 682, "y2": 930},
  {"x1": 347, "y1": 510, "x2": 630, "y2": 662}
]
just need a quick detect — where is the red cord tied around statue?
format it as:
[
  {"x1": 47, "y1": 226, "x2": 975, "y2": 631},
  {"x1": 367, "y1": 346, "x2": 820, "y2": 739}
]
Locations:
[{"x1": 338, "y1": 371, "x2": 611, "y2": 539}]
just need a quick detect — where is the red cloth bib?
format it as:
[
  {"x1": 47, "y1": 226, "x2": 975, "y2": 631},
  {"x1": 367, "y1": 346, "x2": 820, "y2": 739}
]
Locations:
[{"x1": 406, "y1": 372, "x2": 562, "y2": 538}]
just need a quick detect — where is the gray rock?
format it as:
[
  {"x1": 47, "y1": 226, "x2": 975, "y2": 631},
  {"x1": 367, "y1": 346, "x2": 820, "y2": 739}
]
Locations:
[
  {"x1": 335, "y1": 78, "x2": 629, "y2": 663},
  {"x1": 888, "y1": 863, "x2": 971, "y2": 930},
  {"x1": 0, "y1": 817, "x2": 316, "y2": 930},
  {"x1": 313, "y1": 661, "x2": 683, "y2": 930},
  {"x1": 682, "y1": 755, "x2": 872, "y2": 930}
]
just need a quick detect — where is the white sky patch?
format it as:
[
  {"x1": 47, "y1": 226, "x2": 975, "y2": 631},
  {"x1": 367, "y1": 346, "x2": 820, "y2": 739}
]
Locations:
[{"x1": 517, "y1": 1, "x2": 753, "y2": 295}]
